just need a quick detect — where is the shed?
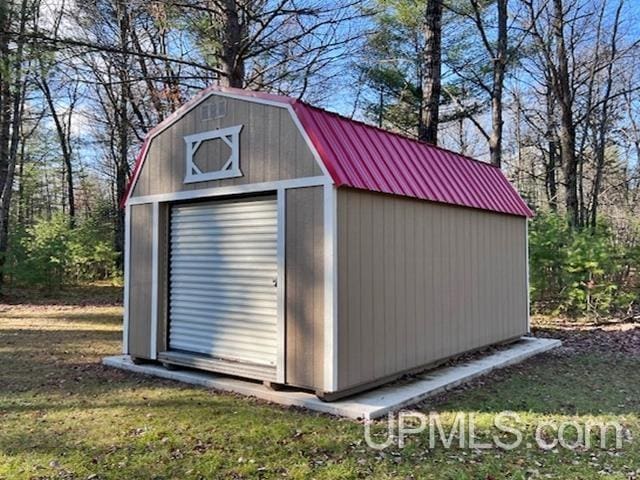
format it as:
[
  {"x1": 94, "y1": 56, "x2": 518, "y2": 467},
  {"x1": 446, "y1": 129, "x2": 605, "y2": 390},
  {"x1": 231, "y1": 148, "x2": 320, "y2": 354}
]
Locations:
[{"x1": 121, "y1": 86, "x2": 533, "y2": 400}]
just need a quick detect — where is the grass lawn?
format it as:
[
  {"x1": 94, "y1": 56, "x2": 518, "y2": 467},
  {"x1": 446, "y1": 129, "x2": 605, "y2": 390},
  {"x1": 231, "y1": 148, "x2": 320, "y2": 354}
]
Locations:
[{"x1": 1, "y1": 289, "x2": 639, "y2": 479}]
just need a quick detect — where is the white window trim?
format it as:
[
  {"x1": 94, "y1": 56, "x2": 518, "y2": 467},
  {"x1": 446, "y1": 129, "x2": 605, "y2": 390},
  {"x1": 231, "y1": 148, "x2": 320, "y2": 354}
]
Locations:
[{"x1": 184, "y1": 125, "x2": 243, "y2": 184}]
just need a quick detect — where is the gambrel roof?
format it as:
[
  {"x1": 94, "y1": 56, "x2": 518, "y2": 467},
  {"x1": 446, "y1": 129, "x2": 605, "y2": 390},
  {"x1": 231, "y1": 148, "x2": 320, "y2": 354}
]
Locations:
[{"x1": 121, "y1": 86, "x2": 533, "y2": 218}]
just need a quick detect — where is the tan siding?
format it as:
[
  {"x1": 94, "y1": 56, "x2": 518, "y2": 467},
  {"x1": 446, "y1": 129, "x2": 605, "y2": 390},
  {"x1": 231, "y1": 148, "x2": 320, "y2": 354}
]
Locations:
[
  {"x1": 285, "y1": 187, "x2": 324, "y2": 390},
  {"x1": 336, "y1": 188, "x2": 528, "y2": 391},
  {"x1": 131, "y1": 95, "x2": 322, "y2": 198},
  {"x1": 129, "y1": 203, "x2": 154, "y2": 358}
]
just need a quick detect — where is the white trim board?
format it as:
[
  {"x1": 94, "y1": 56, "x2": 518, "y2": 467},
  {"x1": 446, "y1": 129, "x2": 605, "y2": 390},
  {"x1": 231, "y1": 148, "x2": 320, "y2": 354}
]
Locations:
[
  {"x1": 276, "y1": 188, "x2": 286, "y2": 383},
  {"x1": 149, "y1": 202, "x2": 159, "y2": 360},
  {"x1": 128, "y1": 176, "x2": 328, "y2": 206},
  {"x1": 323, "y1": 183, "x2": 338, "y2": 392},
  {"x1": 103, "y1": 336, "x2": 561, "y2": 420},
  {"x1": 122, "y1": 204, "x2": 131, "y2": 355},
  {"x1": 525, "y1": 220, "x2": 531, "y2": 333}
]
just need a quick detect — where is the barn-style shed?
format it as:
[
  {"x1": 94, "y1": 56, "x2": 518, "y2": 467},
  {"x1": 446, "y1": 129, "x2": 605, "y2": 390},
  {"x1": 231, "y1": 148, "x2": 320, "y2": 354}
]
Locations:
[{"x1": 121, "y1": 86, "x2": 533, "y2": 400}]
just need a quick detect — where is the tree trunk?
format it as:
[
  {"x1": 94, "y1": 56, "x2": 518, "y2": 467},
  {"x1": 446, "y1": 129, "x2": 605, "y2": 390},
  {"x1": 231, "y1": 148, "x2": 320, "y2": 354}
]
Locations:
[
  {"x1": 489, "y1": 0, "x2": 507, "y2": 168},
  {"x1": 40, "y1": 77, "x2": 75, "y2": 225},
  {"x1": 0, "y1": 0, "x2": 28, "y2": 288},
  {"x1": 115, "y1": 0, "x2": 130, "y2": 270},
  {"x1": 589, "y1": 0, "x2": 622, "y2": 230},
  {"x1": 419, "y1": 0, "x2": 443, "y2": 145},
  {"x1": 545, "y1": 85, "x2": 558, "y2": 211},
  {"x1": 218, "y1": 0, "x2": 245, "y2": 88},
  {"x1": 551, "y1": 0, "x2": 578, "y2": 228}
]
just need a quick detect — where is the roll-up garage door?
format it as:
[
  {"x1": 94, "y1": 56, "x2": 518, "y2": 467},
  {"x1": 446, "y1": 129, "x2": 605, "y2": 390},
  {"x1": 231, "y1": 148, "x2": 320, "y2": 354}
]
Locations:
[{"x1": 168, "y1": 197, "x2": 278, "y2": 367}]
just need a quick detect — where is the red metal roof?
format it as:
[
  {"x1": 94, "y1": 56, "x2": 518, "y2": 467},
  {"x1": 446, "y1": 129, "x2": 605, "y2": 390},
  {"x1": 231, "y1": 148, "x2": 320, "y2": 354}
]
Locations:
[{"x1": 122, "y1": 86, "x2": 533, "y2": 218}]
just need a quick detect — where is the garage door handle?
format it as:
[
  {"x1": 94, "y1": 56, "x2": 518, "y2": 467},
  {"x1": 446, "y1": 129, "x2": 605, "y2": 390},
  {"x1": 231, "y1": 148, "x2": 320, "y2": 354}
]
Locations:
[{"x1": 272, "y1": 278, "x2": 278, "y2": 287}]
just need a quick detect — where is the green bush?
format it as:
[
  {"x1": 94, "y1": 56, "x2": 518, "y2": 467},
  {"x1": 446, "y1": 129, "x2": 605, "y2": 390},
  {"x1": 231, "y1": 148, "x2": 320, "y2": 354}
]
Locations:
[
  {"x1": 529, "y1": 212, "x2": 638, "y2": 315},
  {"x1": 5, "y1": 212, "x2": 119, "y2": 289}
]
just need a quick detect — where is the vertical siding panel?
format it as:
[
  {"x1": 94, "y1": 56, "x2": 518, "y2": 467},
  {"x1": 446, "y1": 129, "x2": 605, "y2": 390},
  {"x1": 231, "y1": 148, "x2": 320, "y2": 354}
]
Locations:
[
  {"x1": 337, "y1": 190, "x2": 350, "y2": 389},
  {"x1": 264, "y1": 108, "x2": 281, "y2": 182},
  {"x1": 383, "y1": 200, "x2": 396, "y2": 377},
  {"x1": 481, "y1": 213, "x2": 491, "y2": 346},
  {"x1": 447, "y1": 208, "x2": 457, "y2": 357},
  {"x1": 167, "y1": 122, "x2": 178, "y2": 194},
  {"x1": 424, "y1": 204, "x2": 434, "y2": 364},
  {"x1": 248, "y1": 104, "x2": 264, "y2": 184},
  {"x1": 491, "y1": 216, "x2": 500, "y2": 343},
  {"x1": 470, "y1": 212, "x2": 480, "y2": 347},
  {"x1": 279, "y1": 109, "x2": 296, "y2": 180},
  {"x1": 285, "y1": 187, "x2": 324, "y2": 390},
  {"x1": 372, "y1": 195, "x2": 386, "y2": 378},
  {"x1": 405, "y1": 202, "x2": 417, "y2": 369},
  {"x1": 393, "y1": 202, "x2": 407, "y2": 370},
  {"x1": 129, "y1": 203, "x2": 153, "y2": 358},
  {"x1": 414, "y1": 203, "x2": 426, "y2": 364},
  {"x1": 359, "y1": 193, "x2": 374, "y2": 382},
  {"x1": 295, "y1": 120, "x2": 312, "y2": 178},
  {"x1": 499, "y1": 217, "x2": 508, "y2": 339},
  {"x1": 347, "y1": 191, "x2": 361, "y2": 384},
  {"x1": 431, "y1": 207, "x2": 443, "y2": 359},
  {"x1": 443, "y1": 208, "x2": 454, "y2": 358}
]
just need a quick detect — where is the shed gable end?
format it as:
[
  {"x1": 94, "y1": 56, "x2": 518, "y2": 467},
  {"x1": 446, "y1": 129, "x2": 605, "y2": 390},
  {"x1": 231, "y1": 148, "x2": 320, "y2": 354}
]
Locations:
[{"x1": 131, "y1": 95, "x2": 324, "y2": 198}]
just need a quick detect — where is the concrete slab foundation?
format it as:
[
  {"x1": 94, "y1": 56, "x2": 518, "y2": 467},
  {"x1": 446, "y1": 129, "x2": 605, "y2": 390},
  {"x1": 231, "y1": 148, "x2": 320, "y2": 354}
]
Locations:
[{"x1": 103, "y1": 336, "x2": 561, "y2": 420}]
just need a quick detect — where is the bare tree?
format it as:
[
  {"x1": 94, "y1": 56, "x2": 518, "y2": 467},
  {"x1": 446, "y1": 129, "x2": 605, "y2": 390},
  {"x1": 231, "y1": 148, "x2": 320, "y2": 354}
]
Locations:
[
  {"x1": 0, "y1": 0, "x2": 31, "y2": 287},
  {"x1": 38, "y1": 72, "x2": 79, "y2": 224}
]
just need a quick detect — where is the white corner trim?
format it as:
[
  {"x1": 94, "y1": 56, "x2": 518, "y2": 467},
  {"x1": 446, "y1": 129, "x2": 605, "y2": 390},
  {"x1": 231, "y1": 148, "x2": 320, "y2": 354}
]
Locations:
[
  {"x1": 184, "y1": 125, "x2": 243, "y2": 184},
  {"x1": 525, "y1": 219, "x2": 531, "y2": 333},
  {"x1": 150, "y1": 202, "x2": 159, "y2": 359},
  {"x1": 276, "y1": 189, "x2": 286, "y2": 383},
  {"x1": 123, "y1": 204, "x2": 131, "y2": 355},
  {"x1": 323, "y1": 183, "x2": 338, "y2": 392},
  {"x1": 128, "y1": 176, "x2": 329, "y2": 206}
]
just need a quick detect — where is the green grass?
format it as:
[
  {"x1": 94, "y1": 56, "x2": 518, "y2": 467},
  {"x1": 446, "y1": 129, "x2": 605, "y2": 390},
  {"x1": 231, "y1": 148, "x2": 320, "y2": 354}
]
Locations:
[{"x1": 1, "y1": 295, "x2": 639, "y2": 479}]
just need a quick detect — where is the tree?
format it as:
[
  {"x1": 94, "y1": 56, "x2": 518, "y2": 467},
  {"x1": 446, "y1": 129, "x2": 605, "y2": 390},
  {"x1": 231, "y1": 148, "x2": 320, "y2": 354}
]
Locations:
[
  {"x1": 358, "y1": 0, "x2": 451, "y2": 141},
  {"x1": 0, "y1": 0, "x2": 32, "y2": 288},
  {"x1": 420, "y1": 0, "x2": 443, "y2": 144},
  {"x1": 183, "y1": 0, "x2": 365, "y2": 98}
]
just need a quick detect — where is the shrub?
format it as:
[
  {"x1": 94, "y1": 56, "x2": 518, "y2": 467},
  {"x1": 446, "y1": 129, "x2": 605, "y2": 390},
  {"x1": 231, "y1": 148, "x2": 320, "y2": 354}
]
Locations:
[
  {"x1": 529, "y1": 212, "x2": 638, "y2": 316},
  {"x1": 5, "y1": 212, "x2": 118, "y2": 289}
]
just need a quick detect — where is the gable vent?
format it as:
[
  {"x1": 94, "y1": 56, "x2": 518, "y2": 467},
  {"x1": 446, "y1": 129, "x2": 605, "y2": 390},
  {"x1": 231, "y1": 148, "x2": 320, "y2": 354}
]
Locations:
[{"x1": 200, "y1": 99, "x2": 227, "y2": 122}]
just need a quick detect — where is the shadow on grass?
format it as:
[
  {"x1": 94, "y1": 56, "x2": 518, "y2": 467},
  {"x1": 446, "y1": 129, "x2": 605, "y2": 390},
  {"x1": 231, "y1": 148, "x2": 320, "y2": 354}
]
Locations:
[
  {"x1": 0, "y1": 310, "x2": 122, "y2": 326},
  {"x1": 0, "y1": 284, "x2": 123, "y2": 307},
  {"x1": 2, "y1": 310, "x2": 640, "y2": 423}
]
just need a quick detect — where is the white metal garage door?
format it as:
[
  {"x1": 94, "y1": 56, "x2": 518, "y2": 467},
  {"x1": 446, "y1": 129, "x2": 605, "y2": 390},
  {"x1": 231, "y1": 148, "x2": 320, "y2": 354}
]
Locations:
[{"x1": 168, "y1": 197, "x2": 278, "y2": 367}]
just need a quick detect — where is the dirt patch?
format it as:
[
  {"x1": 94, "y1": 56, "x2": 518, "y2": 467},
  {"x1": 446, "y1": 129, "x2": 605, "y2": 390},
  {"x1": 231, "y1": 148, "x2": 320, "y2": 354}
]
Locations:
[{"x1": 533, "y1": 317, "x2": 640, "y2": 357}]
